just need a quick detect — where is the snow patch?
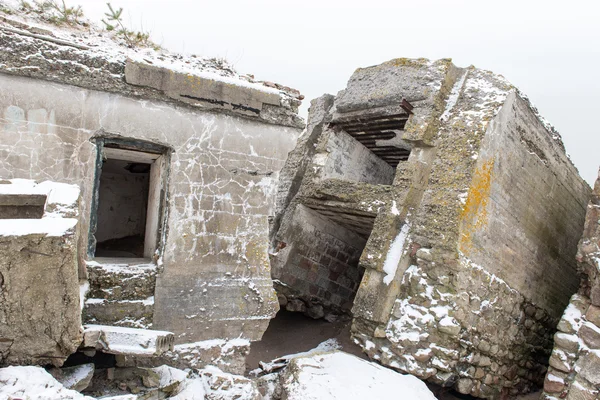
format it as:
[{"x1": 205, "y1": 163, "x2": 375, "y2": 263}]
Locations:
[
  {"x1": 283, "y1": 351, "x2": 436, "y2": 400},
  {"x1": 382, "y1": 222, "x2": 410, "y2": 285},
  {"x1": 0, "y1": 366, "x2": 93, "y2": 399}
]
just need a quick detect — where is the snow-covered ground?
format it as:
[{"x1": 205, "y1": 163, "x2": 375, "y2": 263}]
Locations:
[
  {"x1": 0, "y1": 366, "x2": 93, "y2": 400},
  {"x1": 0, "y1": 347, "x2": 438, "y2": 399},
  {"x1": 282, "y1": 351, "x2": 437, "y2": 400}
]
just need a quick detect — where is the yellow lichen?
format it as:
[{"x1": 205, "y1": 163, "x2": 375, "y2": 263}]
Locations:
[{"x1": 459, "y1": 158, "x2": 494, "y2": 254}]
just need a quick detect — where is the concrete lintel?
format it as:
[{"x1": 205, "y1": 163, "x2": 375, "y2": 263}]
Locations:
[{"x1": 125, "y1": 59, "x2": 281, "y2": 117}]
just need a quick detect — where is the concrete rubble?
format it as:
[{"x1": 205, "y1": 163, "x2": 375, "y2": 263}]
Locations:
[
  {"x1": 540, "y1": 170, "x2": 600, "y2": 399},
  {"x1": 270, "y1": 58, "x2": 591, "y2": 398},
  {"x1": 0, "y1": 348, "x2": 437, "y2": 400}
]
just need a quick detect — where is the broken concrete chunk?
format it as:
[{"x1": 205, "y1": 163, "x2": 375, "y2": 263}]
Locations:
[
  {"x1": 49, "y1": 363, "x2": 95, "y2": 392},
  {"x1": 83, "y1": 325, "x2": 174, "y2": 357},
  {"x1": 147, "y1": 365, "x2": 188, "y2": 394},
  {"x1": 0, "y1": 179, "x2": 82, "y2": 367}
]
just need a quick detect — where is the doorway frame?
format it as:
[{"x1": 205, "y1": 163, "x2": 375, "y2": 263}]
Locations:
[{"x1": 88, "y1": 136, "x2": 171, "y2": 261}]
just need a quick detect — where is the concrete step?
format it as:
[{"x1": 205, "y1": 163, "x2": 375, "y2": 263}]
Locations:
[
  {"x1": 82, "y1": 324, "x2": 174, "y2": 357},
  {"x1": 85, "y1": 258, "x2": 157, "y2": 302},
  {"x1": 83, "y1": 298, "x2": 154, "y2": 329}
]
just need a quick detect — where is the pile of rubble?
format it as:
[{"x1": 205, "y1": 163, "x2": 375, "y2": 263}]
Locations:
[{"x1": 0, "y1": 346, "x2": 437, "y2": 400}]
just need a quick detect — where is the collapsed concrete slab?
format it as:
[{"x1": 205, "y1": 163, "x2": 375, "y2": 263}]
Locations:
[
  {"x1": 540, "y1": 170, "x2": 600, "y2": 399},
  {"x1": 270, "y1": 58, "x2": 590, "y2": 398},
  {"x1": 0, "y1": 179, "x2": 82, "y2": 367},
  {"x1": 82, "y1": 325, "x2": 174, "y2": 357}
]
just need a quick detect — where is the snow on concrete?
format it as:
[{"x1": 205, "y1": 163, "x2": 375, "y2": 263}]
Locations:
[
  {"x1": 79, "y1": 281, "x2": 89, "y2": 311},
  {"x1": 282, "y1": 351, "x2": 437, "y2": 400},
  {"x1": 382, "y1": 222, "x2": 410, "y2": 285},
  {"x1": 0, "y1": 2, "x2": 300, "y2": 102},
  {"x1": 0, "y1": 217, "x2": 77, "y2": 237},
  {"x1": 440, "y1": 70, "x2": 468, "y2": 122},
  {"x1": 0, "y1": 366, "x2": 93, "y2": 400},
  {"x1": 83, "y1": 324, "x2": 174, "y2": 356},
  {"x1": 151, "y1": 365, "x2": 189, "y2": 388},
  {"x1": 0, "y1": 179, "x2": 79, "y2": 237}
]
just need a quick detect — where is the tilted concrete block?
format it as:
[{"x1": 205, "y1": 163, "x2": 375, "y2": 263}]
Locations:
[{"x1": 82, "y1": 325, "x2": 174, "y2": 357}]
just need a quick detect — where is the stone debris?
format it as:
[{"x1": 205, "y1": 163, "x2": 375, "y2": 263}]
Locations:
[
  {"x1": 49, "y1": 363, "x2": 95, "y2": 392},
  {"x1": 540, "y1": 169, "x2": 600, "y2": 399},
  {"x1": 270, "y1": 58, "x2": 590, "y2": 398},
  {"x1": 0, "y1": 347, "x2": 439, "y2": 400},
  {"x1": 116, "y1": 338, "x2": 251, "y2": 375},
  {"x1": 82, "y1": 325, "x2": 175, "y2": 357},
  {"x1": 250, "y1": 338, "x2": 341, "y2": 376}
]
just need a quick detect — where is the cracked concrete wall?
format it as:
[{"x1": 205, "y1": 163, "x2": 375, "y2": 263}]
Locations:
[
  {"x1": 540, "y1": 170, "x2": 600, "y2": 400},
  {"x1": 0, "y1": 73, "x2": 301, "y2": 344},
  {"x1": 272, "y1": 58, "x2": 591, "y2": 398}
]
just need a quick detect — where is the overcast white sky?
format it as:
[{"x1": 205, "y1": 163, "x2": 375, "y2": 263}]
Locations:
[{"x1": 80, "y1": 0, "x2": 600, "y2": 184}]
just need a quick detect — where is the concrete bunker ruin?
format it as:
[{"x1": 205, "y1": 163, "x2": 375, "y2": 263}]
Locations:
[
  {"x1": 0, "y1": 9, "x2": 303, "y2": 372},
  {"x1": 270, "y1": 59, "x2": 591, "y2": 398},
  {"x1": 0, "y1": 7, "x2": 596, "y2": 398}
]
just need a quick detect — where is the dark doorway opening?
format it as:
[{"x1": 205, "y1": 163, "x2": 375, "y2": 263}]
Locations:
[
  {"x1": 95, "y1": 158, "x2": 150, "y2": 258},
  {"x1": 89, "y1": 139, "x2": 170, "y2": 261}
]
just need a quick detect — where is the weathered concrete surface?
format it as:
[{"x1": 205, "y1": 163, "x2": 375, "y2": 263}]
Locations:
[
  {"x1": 0, "y1": 70, "x2": 300, "y2": 344},
  {"x1": 83, "y1": 259, "x2": 157, "y2": 329},
  {"x1": 540, "y1": 170, "x2": 600, "y2": 400},
  {"x1": 82, "y1": 324, "x2": 174, "y2": 356},
  {"x1": 125, "y1": 59, "x2": 282, "y2": 119},
  {"x1": 271, "y1": 58, "x2": 590, "y2": 398},
  {"x1": 0, "y1": 12, "x2": 303, "y2": 128},
  {"x1": 0, "y1": 180, "x2": 82, "y2": 366}
]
